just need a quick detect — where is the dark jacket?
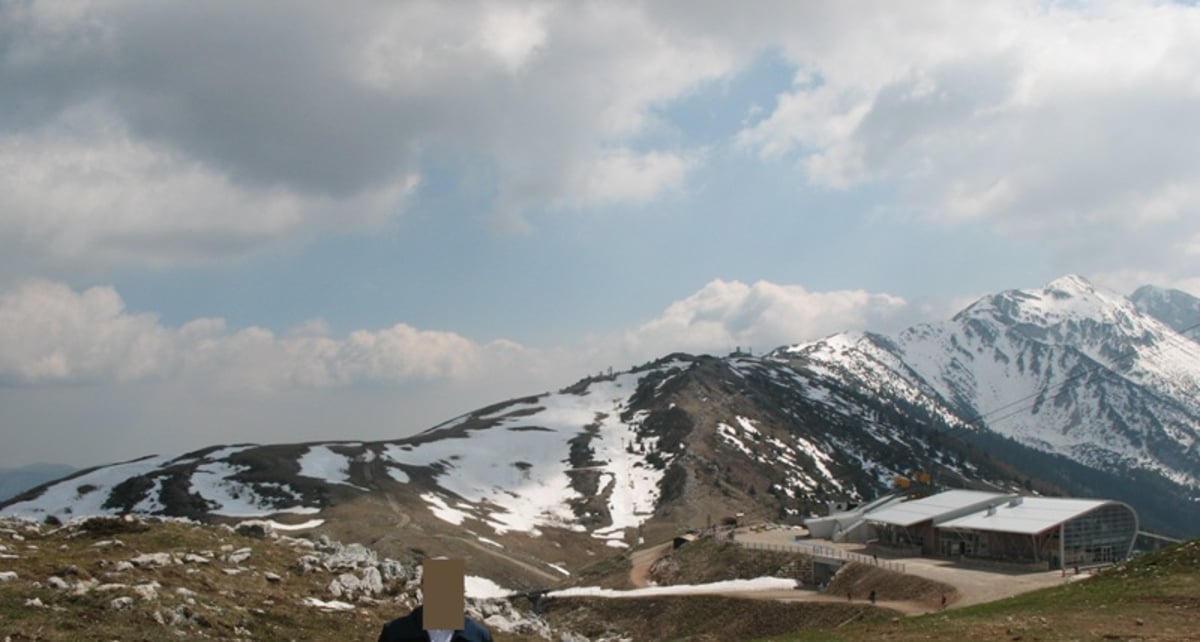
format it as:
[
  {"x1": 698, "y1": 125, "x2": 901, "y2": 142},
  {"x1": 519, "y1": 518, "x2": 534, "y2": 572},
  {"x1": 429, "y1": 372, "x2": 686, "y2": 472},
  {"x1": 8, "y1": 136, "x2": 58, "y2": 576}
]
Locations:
[{"x1": 377, "y1": 607, "x2": 493, "y2": 642}]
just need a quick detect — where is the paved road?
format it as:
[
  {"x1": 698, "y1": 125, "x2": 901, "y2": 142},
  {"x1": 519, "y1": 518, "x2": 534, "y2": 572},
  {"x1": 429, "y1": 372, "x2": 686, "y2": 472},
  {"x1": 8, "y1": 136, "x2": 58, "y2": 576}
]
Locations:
[{"x1": 735, "y1": 527, "x2": 1069, "y2": 609}]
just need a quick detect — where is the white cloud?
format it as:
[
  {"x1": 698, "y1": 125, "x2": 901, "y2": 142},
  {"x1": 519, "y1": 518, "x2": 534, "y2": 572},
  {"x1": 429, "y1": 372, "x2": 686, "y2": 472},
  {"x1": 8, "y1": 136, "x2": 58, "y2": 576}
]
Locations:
[
  {"x1": 479, "y1": 3, "x2": 550, "y2": 72},
  {"x1": 6, "y1": 0, "x2": 1200, "y2": 284},
  {"x1": 0, "y1": 1, "x2": 735, "y2": 270},
  {"x1": 0, "y1": 277, "x2": 917, "y2": 392},
  {"x1": 0, "y1": 280, "x2": 172, "y2": 383},
  {"x1": 0, "y1": 280, "x2": 522, "y2": 390},
  {"x1": 0, "y1": 110, "x2": 419, "y2": 267},
  {"x1": 559, "y1": 148, "x2": 700, "y2": 209},
  {"x1": 621, "y1": 279, "x2": 909, "y2": 357},
  {"x1": 0, "y1": 276, "x2": 921, "y2": 467},
  {"x1": 733, "y1": 2, "x2": 1200, "y2": 248}
]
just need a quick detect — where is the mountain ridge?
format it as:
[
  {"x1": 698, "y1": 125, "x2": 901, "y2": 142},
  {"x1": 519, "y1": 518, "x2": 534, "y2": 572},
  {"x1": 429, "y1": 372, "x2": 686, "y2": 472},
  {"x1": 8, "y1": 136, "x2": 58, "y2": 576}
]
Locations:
[{"x1": 4, "y1": 276, "x2": 1199, "y2": 574}]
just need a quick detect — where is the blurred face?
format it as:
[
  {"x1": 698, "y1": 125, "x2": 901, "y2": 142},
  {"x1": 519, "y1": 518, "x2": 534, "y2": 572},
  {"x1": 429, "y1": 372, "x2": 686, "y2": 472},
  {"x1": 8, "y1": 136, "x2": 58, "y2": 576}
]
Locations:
[{"x1": 421, "y1": 558, "x2": 465, "y2": 630}]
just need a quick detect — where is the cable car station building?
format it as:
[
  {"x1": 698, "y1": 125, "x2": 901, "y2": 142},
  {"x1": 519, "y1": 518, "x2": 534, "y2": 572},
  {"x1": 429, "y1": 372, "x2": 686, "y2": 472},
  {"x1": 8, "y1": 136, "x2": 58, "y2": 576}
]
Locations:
[{"x1": 821, "y1": 489, "x2": 1138, "y2": 570}]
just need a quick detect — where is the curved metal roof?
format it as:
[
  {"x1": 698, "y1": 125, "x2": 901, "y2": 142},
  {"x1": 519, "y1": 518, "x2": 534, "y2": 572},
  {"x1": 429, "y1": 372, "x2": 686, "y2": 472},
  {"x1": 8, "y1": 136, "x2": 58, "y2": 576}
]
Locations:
[
  {"x1": 938, "y1": 496, "x2": 1121, "y2": 535},
  {"x1": 866, "y1": 490, "x2": 1015, "y2": 527}
]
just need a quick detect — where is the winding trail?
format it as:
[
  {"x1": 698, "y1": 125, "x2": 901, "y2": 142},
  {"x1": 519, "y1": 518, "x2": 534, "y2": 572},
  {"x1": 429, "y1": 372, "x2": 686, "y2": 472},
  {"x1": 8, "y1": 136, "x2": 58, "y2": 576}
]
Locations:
[
  {"x1": 454, "y1": 535, "x2": 564, "y2": 584},
  {"x1": 629, "y1": 542, "x2": 673, "y2": 588}
]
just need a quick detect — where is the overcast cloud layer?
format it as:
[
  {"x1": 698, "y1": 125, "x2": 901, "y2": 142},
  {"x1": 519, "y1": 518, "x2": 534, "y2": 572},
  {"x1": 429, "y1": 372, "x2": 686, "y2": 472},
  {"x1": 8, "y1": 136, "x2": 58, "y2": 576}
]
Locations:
[{"x1": 3, "y1": 1, "x2": 1200, "y2": 467}]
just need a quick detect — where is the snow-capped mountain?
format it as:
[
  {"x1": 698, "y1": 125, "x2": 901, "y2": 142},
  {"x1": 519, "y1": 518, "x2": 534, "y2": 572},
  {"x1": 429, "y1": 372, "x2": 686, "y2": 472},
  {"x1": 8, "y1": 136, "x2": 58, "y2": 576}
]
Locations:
[
  {"x1": 784, "y1": 275, "x2": 1200, "y2": 492},
  {"x1": 1131, "y1": 284, "x2": 1200, "y2": 335},
  {"x1": 0, "y1": 356, "x2": 1033, "y2": 548},
  {"x1": 5, "y1": 275, "x2": 1200, "y2": 556}
]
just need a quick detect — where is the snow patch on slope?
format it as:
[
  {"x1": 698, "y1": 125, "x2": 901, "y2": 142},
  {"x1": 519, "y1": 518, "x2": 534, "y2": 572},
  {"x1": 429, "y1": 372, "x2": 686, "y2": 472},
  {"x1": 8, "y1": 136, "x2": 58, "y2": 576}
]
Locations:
[
  {"x1": 385, "y1": 369, "x2": 676, "y2": 538},
  {"x1": 0, "y1": 455, "x2": 175, "y2": 520}
]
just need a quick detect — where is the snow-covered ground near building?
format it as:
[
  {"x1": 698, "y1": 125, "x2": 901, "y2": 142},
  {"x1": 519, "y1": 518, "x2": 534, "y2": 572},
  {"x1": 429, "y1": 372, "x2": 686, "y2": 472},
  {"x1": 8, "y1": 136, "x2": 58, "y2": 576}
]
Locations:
[
  {"x1": 548, "y1": 577, "x2": 798, "y2": 598},
  {"x1": 465, "y1": 575, "x2": 512, "y2": 599}
]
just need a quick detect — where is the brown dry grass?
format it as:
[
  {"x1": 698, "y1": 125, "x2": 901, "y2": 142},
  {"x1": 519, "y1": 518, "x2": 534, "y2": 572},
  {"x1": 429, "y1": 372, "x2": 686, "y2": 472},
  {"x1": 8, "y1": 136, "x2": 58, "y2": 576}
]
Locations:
[
  {"x1": 0, "y1": 518, "x2": 544, "y2": 641},
  {"x1": 543, "y1": 595, "x2": 889, "y2": 641},
  {"x1": 825, "y1": 561, "x2": 956, "y2": 608}
]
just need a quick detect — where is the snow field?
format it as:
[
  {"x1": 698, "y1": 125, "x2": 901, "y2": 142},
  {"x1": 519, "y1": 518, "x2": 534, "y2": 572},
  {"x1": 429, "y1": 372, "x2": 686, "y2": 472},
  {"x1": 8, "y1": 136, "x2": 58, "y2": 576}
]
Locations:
[
  {"x1": 382, "y1": 369, "x2": 675, "y2": 539},
  {"x1": 548, "y1": 577, "x2": 798, "y2": 598}
]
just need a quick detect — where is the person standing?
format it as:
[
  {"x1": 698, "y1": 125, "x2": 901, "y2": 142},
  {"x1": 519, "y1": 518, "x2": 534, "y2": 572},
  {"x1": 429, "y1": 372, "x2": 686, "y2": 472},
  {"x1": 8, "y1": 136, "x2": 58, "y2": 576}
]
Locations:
[{"x1": 378, "y1": 558, "x2": 493, "y2": 642}]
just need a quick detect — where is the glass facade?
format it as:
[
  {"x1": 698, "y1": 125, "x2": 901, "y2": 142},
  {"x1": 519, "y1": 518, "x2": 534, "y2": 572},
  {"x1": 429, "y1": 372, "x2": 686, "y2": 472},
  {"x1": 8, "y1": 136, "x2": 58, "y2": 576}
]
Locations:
[{"x1": 1060, "y1": 502, "x2": 1139, "y2": 567}]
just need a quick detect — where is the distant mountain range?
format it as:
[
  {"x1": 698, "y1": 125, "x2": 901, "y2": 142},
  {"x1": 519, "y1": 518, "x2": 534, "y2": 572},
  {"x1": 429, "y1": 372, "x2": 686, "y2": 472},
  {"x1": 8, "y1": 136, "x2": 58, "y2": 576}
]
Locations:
[
  {"x1": 0, "y1": 463, "x2": 76, "y2": 503},
  {"x1": 783, "y1": 275, "x2": 1200, "y2": 493},
  {"x1": 3, "y1": 276, "x2": 1199, "y2": 575}
]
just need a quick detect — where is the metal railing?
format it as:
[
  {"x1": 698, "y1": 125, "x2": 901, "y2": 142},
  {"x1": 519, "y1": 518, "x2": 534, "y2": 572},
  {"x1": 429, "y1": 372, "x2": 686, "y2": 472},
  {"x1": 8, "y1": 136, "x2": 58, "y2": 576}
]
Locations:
[{"x1": 737, "y1": 540, "x2": 906, "y2": 573}]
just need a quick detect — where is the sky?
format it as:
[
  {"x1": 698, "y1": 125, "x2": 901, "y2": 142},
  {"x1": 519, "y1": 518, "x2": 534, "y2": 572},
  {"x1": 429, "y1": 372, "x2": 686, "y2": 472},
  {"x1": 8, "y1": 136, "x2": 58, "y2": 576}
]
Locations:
[{"x1": 3, "y1": 0, "x2": 1200, "y2": 469}]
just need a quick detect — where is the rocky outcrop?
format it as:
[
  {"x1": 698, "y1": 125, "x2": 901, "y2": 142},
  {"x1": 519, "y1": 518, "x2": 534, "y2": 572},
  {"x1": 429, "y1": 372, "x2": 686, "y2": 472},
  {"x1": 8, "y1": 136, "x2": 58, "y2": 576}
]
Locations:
[{"x1": 0, "y1": 514, "x2": 579, "y2": 640}]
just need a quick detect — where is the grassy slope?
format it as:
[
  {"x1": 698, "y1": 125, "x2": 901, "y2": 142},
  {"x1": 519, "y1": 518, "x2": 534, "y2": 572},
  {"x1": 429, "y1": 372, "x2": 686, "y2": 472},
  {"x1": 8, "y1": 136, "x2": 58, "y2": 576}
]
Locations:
[{"x1": 760, "y1": 539, "x2": 1200, "y2": 641}]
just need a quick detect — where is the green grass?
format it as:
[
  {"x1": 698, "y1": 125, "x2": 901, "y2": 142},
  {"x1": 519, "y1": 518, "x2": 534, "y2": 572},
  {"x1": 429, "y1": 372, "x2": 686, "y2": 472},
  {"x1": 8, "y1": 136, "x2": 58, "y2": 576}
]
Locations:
[{"x1": 757, "y1": 539, "x2": 1200, "y2": 641}]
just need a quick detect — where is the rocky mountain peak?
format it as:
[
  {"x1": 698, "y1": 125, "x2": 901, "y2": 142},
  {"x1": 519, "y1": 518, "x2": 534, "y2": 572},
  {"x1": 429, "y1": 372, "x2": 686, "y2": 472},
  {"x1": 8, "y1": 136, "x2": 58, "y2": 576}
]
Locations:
[{"x1": 1131, "y1": 284, "x2": 1200, "y2": 335}]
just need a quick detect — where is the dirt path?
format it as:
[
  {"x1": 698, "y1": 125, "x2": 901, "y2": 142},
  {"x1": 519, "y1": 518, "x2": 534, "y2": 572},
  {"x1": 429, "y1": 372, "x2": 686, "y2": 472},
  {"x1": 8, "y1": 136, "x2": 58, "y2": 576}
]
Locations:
[
  {"x1": 383, "y1": 494, "x2": 412, "y2": 529},
  {"x1": 736, "y1": 588, "x2": 930, "y2": 615},
  {"x1": 379, "y1": 491, "x2": 557, "y2": 584},
  {"x1": 452, "y1": 535, "x2": 564, "y2": 584},
  {"x1": 629, "y1": 542, "x2": 673, "y2": 588}
]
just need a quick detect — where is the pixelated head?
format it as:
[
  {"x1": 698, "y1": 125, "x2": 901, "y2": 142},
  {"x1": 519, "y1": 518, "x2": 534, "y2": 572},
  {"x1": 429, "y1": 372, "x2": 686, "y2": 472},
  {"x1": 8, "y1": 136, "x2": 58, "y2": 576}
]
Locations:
[{"x1": 420, "y1": 558, "x2": 465, "y2": 631}]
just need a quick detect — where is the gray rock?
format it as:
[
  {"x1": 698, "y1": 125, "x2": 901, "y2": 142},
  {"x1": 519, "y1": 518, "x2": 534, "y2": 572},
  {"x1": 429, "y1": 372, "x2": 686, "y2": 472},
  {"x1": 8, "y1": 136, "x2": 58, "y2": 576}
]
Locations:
[
  {"x1": 114, "y1": 561, "x2": 135, "y2": 572},
  {"x1": 0, "y1": 571, "x2": 17, "y2": 582},
  {"x1": 362, "y1": 567, "x2": 384, "y2": 595},
  {"x1": 134, "y1": 582, "x2": 160, "y2": 601},
  {"x1": 225, "y1": 548, "x2": 252, "y2": 564},
  {"x1": 109, "y1": 596, "x2": 134, "y2": 611},
  {"x1": 234, "y1": 521, "x2": 274, "y2": 539},
  {"x1": 324, "y1": 542, "x2": 377, "y2": 570},
  {"x1": 47, "y1": 576, "x2": 69, "y2": 590},
  {"x1": 379, "y1": 558, "x2": 406, "y2": 582},
  {"x1": 130, "y1": 552, "x2": 173, "y2": 568},
  {"x1": 24, "y1": 597, "x2": 46, "y2": 608},
  {"x1": 296, "y1": 554, "x2": 323, "y2": 574},
  {"x1": 264, "y1": 572, "x2": 282, "y2": 583},
  {"x1": 328, "y1": 572, "x2": 362, "y2": 599},
  {"x1": 72, "y1": 579, "x2": 99, "y2": 595}
]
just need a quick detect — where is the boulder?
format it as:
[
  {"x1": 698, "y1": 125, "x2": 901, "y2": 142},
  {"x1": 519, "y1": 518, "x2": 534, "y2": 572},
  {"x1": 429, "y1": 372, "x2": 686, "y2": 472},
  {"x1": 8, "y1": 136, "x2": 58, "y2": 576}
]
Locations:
[
  {"x1": 130, "y1": 552, "x2": 173, "y2": 568},
  {"x1": 361, "y1": 567, "x2": 384, "y2": 595},
  {"x1": 324, "y1": 542, "x2": 377, "y2": 570},
  {"x1": 134, "y1": 582, "x2": 160, "y2": 601},
  {"x1": 329, "y1": 572, "x2": 363, "y2": 599},
  {"x1": 234, "y1": 521, "x2": 274, "y2": 539}
]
